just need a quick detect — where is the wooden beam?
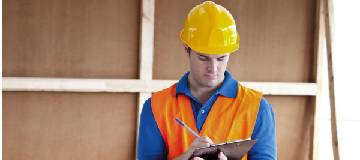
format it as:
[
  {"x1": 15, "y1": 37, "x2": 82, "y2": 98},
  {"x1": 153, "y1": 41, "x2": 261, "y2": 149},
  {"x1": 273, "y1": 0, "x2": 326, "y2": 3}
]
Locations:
[
  {"x1": 136, "y1": 0, "x2": 155, "y2": 157},
  {"x1": 244, "y1": 82, "x2": 317, "y2": 96},
  {"x1": 138, "y1": 0, "x2": 155, "y2": 119},
  {"x1": 139, "y1": 0, "x2": 155, "y2": 81},
  {"x1": 3, "y1": 77, "x2": 317, "y2": 96},
  {"x1": 312, "y1": 0, "x2": 326, "y2": 159},
  {"x1": 324, "y1": 0, "x2": 341, "y2": 159}
]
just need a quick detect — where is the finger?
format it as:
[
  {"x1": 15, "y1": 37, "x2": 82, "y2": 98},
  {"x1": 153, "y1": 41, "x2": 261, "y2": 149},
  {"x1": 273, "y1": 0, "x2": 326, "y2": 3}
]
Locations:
[
  {"x1": 191, "y1": 141, "x2": 211, "y2": 148},
  {"x1": 218, "y1": 152, "x2": 227, "y2": 160},
  {"x1": 199, "y1": 136, "x2": 215, "y2": 144},
  {"x1": 191, "y1": 136, "x2": 212, "y2": 148}
]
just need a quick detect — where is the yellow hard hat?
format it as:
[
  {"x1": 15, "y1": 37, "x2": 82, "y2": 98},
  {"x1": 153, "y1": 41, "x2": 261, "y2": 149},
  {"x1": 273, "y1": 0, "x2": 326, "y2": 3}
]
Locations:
[{"x1": 180, "y1": 1, "x2": 240, "y2": 54}]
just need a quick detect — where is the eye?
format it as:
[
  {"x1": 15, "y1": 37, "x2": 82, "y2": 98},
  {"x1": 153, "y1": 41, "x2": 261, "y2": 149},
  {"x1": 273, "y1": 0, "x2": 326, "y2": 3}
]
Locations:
[
  {"x1": 217, "y1": 57, "x2": 224, "y2": 61},
  {"x1": 217, "y1": 56, "x2": 226, "y2": 61},
  {"x1": 198, "y1": 56, "x2": 208, "y2": 61}
]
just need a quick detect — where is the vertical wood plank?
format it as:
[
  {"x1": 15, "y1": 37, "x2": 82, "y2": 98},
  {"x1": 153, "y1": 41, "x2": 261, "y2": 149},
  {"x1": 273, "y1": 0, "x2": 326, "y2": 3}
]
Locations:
[
  {"x1": 324, "y1": 0, "x2": 341, "y2": 159},
  {"x1": 312, "y1": 0, "x2": 325, "y2": 159},
  {"x1": 136, "y1": 0, "x2": 155, "y2": 157},
  {"x1": 139, "y1": 0, "x2": 155, "y2": 81}
]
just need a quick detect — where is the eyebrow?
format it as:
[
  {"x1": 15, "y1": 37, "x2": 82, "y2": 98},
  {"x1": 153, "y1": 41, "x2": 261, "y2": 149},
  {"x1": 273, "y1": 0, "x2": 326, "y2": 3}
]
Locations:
[{"x1": 198, "y1": 55, "x2": 227, "y2": 59}]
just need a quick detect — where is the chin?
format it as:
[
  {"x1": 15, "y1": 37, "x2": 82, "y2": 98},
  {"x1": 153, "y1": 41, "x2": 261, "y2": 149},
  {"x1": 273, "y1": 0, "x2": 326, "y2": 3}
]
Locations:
[{"x1": 203, "y1": 80, "x2": 219, "y2": 88}]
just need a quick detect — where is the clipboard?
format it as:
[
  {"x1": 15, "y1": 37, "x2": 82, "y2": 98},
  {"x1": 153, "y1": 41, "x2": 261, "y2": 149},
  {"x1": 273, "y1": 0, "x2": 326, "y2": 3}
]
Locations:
[{"x1": 191, "y1": 139, "x2": 256, "y2": 160}]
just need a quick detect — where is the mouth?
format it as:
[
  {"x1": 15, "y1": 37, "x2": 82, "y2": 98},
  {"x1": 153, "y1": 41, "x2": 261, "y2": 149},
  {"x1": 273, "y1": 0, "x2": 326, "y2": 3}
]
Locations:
[{"x1": 204, "y1": 74, "x2": 218, "y2": 79}]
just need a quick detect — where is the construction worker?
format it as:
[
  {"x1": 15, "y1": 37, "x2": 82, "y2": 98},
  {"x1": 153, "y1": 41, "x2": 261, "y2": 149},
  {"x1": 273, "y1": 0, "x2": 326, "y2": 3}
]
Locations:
[{"x1": 138, "y1": 1, "x2": 276, "y2": 160}]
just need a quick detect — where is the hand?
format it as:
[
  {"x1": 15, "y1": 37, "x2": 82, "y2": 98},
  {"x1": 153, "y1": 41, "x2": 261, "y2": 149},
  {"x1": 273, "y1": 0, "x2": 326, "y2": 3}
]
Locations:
[
  {"x1": 189, "y1": 136, "x2": 215, "y2": 149},
  {"x1": 174, "y1": 136, "x2": 214, "y2": 160},
  {"x1": 192, "y1": 152, "x2": 228, "y2": 160}
]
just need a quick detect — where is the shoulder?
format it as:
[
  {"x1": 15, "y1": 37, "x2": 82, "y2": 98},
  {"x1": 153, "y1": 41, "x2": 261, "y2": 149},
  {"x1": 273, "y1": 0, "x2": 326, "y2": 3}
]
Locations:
[
  {"x1": 153, "y1": 83, "x2": 177, "y2": 97},
  {"x1": 238, "y1": 84, "x2": 263, "y2": 98},
  {"x1": 256, "y1": 97, "x2": 275, "y2": 126},
  {"x1": 259, "y1": 97, "x2": 274, "y2": 113},
  {"x1": 151, "y1": 83, "x2": 178, "y2": 112}
]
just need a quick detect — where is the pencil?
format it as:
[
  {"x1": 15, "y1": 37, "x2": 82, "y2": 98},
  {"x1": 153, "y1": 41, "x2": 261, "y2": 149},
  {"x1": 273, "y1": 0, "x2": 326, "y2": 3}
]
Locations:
[{"x1": 175, "y1": 117, "x2": 200, "y2": 138}]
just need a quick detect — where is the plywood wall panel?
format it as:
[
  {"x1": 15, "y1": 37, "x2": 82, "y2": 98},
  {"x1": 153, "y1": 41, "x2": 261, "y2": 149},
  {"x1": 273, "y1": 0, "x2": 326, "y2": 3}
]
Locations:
[
  {"x1": 153, "y1": 0, "x2": 315, "y2": 82},
  {"x1": 3, "y1": 0, "x2": 318, "y2": 159},
  {"x1": 3, "y1": 92, "x2": 137, "y2": 160},
  {"x1": 3, "y1": 0, "x2": 140, "y2": 78},
  {"x1": 266, "y1": 96, "x2": 314, "y2": 160}
]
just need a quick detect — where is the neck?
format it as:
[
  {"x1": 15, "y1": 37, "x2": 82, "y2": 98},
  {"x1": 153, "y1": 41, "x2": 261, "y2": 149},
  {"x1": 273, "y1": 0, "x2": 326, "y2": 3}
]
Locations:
[{"x1": 188, "y1": 74, "x2": 223, "y2": 104}]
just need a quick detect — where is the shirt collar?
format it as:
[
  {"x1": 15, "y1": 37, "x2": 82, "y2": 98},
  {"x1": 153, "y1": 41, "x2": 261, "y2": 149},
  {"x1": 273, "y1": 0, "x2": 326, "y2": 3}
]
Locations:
[{"x1": 175, "y1": 70, "x2": 238, "y2": 98}]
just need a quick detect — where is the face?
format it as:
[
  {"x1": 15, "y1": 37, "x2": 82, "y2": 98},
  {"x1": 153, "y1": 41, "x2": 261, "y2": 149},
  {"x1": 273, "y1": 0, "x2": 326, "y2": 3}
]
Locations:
[{"x1": 188, "y1": 49, "x2": 230, "y2": 88}]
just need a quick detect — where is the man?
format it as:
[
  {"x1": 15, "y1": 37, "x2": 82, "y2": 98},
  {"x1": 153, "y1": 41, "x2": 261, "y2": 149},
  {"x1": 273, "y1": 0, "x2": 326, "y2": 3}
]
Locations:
[{"x1": 138, "y1": 1, "x2": 276, "y2": 160}]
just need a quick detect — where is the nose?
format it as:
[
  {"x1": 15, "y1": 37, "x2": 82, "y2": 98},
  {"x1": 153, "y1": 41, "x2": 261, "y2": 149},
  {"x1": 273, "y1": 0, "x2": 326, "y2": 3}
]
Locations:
[{"x1": 207, "y1": 59, "x2": 217, "y2": 73}]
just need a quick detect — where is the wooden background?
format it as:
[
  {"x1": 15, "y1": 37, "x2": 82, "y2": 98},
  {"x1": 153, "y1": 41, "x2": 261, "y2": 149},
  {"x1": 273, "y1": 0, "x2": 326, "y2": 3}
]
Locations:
[{"x1": 3, "y1": 0, "x2": 317, "y2": 159}]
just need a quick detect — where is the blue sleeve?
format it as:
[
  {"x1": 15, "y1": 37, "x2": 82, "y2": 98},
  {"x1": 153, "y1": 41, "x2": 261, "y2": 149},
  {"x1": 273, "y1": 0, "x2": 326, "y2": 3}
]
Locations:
[
  {"x1": 248, "y1": 97, "x2": 277, "y2": 160},
  {"x1": 137, "y1": 98, "x2": 167, "y2": 160}
]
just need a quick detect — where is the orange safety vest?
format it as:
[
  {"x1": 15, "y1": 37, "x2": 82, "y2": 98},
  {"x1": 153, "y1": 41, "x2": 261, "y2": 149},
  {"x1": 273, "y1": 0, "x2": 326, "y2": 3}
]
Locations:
[{"x1": 151, "y1": 83, "x2": 262, "y2": 159}]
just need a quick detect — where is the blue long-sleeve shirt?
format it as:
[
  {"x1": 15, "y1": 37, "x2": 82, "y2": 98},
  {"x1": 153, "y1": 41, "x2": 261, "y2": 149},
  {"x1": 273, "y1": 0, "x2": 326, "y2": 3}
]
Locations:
[{"x1": 138, "y1": 71, "x2": 277, "y2": 159}]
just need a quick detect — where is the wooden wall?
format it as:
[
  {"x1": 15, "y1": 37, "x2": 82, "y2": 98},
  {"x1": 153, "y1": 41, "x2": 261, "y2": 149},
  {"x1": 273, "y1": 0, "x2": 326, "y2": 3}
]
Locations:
[
  {"x1": 3, "y1": 92, "x2": 137, "y2": 160},
  {"x1": 3, "y1": 0, "x2": 140, "y2": 159},
  {"x1": 3, "y1": 0, "x2": 139, "y2": 78},
  {"x1": 3, "y1": 0, "x2": 316, "y2": 159}
]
